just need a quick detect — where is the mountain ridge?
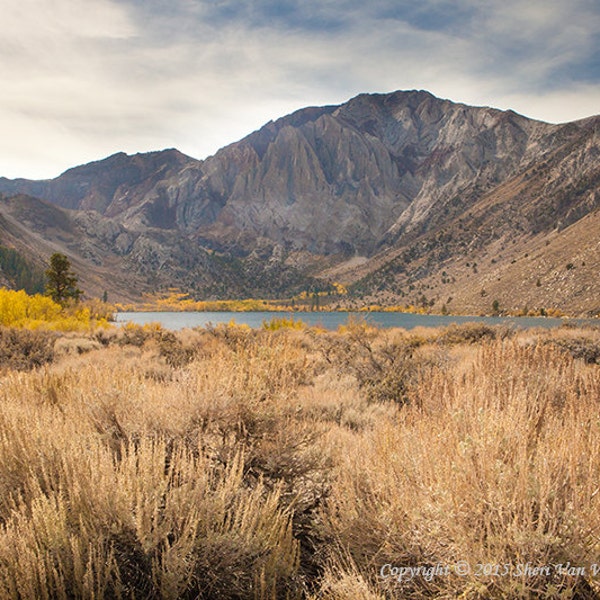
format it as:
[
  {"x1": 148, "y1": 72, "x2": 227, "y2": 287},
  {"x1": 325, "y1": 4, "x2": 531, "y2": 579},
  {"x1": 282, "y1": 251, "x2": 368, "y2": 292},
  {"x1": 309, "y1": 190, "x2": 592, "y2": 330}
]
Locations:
[{"x1": 0, "y1": 90, "x2": 598, "y2": 315}]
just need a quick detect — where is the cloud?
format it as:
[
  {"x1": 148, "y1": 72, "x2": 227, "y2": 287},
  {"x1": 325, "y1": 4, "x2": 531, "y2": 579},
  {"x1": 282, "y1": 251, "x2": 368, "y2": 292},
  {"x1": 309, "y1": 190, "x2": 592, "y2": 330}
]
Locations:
[
  {"x1": 0, "y1": 0, "x2": 598, "y2": 179},
  {"x1": 467, "y1": 0, "x2": 599, "y2": 85}
]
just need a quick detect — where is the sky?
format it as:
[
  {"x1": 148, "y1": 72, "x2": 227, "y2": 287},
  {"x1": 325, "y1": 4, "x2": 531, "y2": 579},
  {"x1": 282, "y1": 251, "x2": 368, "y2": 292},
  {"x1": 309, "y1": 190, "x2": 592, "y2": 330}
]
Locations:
[{"x1": 1, "y1": 0, "x2": 599, "y2": 180}]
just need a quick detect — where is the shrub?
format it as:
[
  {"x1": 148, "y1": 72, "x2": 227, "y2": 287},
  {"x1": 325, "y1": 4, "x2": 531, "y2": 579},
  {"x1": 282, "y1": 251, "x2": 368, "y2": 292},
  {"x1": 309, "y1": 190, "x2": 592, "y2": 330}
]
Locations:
[
  {"x1": 319, "y1": 326, "x2": 428, "y2": 405},
  {"x1": 54, "y1": 336, "x2": 103, "y2": 358},
  {"x1": 262, "y1": 316, "x2": 305, "y2": 331},
  {"x1": 0, "y1": 442, "x2": 301, "y2": 599},
  {"x1": 437, "y1": 322, "x2": 511, "y2": 345},
  {"x1": 156, "y1": 330, "x2": 199, "y2": 368},
  {"x1": 117, "y1": 322, "x2": 164, "y2": 347},
  {"x1": 0, "y1": 327, "x2": 56, "y2": 371},
  {"x1": 548, "y1": 336, "x2": 600, "y2": 364}
]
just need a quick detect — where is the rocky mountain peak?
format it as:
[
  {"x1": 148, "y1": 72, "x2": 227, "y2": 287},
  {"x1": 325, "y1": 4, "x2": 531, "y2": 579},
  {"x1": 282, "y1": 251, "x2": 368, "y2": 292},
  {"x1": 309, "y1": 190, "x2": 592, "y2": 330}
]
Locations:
[{"x1": 0, "y1": 90, "x2": 597, "y2": 314}]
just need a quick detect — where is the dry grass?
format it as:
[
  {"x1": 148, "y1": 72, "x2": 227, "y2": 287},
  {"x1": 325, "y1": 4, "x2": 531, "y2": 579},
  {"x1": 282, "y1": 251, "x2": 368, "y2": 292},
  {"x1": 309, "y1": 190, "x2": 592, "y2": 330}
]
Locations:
[
  {"x1": 320, "y1": 336, "x2": 600, "y2": 598},
  {"x1": 0, "y1": 322, "x2": 599, "y2": 598}
]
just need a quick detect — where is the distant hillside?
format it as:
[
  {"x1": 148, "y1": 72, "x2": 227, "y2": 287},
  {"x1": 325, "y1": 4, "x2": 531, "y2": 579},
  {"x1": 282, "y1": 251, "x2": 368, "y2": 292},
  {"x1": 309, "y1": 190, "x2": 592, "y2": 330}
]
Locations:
[
  {"x1": 0, "y1": 90, "x2": 598, "y2": 315},
  {"x1": 0, "y1": 193, "x2": 320, "y2": 302},
  {"x1": 0, "y1": 243, "x2": 45, "y2": 294}
]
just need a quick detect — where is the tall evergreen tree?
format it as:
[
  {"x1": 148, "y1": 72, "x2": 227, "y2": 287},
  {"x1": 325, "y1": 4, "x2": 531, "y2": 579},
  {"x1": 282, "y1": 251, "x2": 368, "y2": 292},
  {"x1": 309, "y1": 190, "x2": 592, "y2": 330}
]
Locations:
[{"x1": 45, "y1": 253, "x2": 82, "y2": 304}]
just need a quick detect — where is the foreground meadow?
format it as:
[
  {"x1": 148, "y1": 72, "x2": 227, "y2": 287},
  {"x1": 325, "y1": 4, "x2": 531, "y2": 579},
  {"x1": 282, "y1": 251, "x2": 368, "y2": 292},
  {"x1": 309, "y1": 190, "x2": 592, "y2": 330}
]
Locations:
[{"x1": 0, "y1": 319, "x2": 599, "y2": 599}]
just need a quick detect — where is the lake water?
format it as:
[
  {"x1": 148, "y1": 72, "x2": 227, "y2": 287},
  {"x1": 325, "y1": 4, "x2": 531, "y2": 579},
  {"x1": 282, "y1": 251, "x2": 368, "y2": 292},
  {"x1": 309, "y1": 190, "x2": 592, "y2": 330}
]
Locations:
[{"x1": 114, "y1": 311, "x2": 593, "y2": 331}]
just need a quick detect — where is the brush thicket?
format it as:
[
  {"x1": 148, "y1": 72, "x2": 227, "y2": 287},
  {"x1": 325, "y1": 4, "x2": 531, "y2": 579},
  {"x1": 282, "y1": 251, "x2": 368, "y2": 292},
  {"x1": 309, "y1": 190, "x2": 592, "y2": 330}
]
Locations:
[{"x1": 0, "y1": 323, "x2": 598, "y2": 598}]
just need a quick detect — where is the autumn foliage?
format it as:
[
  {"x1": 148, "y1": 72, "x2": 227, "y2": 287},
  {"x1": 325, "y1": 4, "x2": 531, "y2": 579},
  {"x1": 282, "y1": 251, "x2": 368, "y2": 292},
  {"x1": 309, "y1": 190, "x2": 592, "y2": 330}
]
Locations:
[{"x1": 0, "y1": 288, "x2": 109, "y2": 330}]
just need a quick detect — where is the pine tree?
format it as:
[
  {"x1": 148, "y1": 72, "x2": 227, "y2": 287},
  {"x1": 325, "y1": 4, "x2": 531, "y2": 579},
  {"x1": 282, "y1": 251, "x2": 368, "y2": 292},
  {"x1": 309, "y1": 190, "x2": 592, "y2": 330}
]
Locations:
[{"x1": 45, "y1": 253, "x2": 83, "y2": 304}]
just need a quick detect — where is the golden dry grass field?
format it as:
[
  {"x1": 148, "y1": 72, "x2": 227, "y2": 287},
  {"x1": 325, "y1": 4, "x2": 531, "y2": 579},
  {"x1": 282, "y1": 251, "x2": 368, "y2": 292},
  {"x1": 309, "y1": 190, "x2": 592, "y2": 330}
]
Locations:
[{"x1": 0, "y1": 319, "x2": 599, "y2": 598}]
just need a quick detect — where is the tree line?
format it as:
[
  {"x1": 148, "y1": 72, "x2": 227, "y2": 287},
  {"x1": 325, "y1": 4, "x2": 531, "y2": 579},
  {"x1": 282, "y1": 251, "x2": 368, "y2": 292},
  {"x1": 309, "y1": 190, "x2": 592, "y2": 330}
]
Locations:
[{"x1": 0, "y1": 248, "x2": 83, "y2": 305}]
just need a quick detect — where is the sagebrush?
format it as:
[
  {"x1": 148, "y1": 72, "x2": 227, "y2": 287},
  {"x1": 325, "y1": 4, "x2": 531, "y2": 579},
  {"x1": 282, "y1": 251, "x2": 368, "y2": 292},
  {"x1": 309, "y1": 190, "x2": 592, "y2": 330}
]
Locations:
[{"x1": 0, "y1": 321, "x2": 599, "y2": 598}]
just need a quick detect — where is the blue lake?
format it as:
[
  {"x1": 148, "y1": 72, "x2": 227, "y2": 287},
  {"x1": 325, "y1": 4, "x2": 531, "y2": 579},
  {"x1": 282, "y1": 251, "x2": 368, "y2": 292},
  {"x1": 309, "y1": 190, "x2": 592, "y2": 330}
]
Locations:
[{"x1": 114, "y1": 311, "x2": 594, "y2": 331}]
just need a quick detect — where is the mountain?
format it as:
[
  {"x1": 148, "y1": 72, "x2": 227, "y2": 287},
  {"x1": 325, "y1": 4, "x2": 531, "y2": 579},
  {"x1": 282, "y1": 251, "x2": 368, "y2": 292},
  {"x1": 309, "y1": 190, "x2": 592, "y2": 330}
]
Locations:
[
  {"x1": 0, "y1": 193, "x2": 319, "y2": 303},
  {"x1": 0, "y1": 90, "x2": 598, "y2": 315}
]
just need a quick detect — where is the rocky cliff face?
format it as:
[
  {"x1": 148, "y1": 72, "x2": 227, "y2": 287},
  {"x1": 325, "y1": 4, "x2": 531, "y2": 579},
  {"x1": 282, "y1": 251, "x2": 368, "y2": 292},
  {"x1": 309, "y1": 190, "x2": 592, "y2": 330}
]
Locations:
[
  {"x1": 0, "y1": 90, "x2": 598, "y2": 314},
  {"x1": 1, "y1": 91, "x2": 578, "y2": 252},
  {"x1": 175, "y1": 90, "x2": 581, "y2": 257}
]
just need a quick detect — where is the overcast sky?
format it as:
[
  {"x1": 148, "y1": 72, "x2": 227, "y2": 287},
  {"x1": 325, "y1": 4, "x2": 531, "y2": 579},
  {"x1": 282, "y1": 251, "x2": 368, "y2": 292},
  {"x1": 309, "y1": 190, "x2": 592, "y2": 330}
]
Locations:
[{"x1": 1, "y1": 0, "x2": 599, "y2": 179}]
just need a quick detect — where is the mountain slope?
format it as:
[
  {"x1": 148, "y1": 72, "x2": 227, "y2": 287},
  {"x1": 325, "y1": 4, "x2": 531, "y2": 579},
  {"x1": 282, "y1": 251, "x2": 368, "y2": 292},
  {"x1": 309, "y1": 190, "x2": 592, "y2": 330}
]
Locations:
[
  {"x1": 0, "y1": 90, "x2": 598, "y2": 315},
  {"x1": 0, "y1": 149, "x2": 197, "y2": 214},
  {"x1": 0, "y1": 194, "x2": 318, "y2": 302}
]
